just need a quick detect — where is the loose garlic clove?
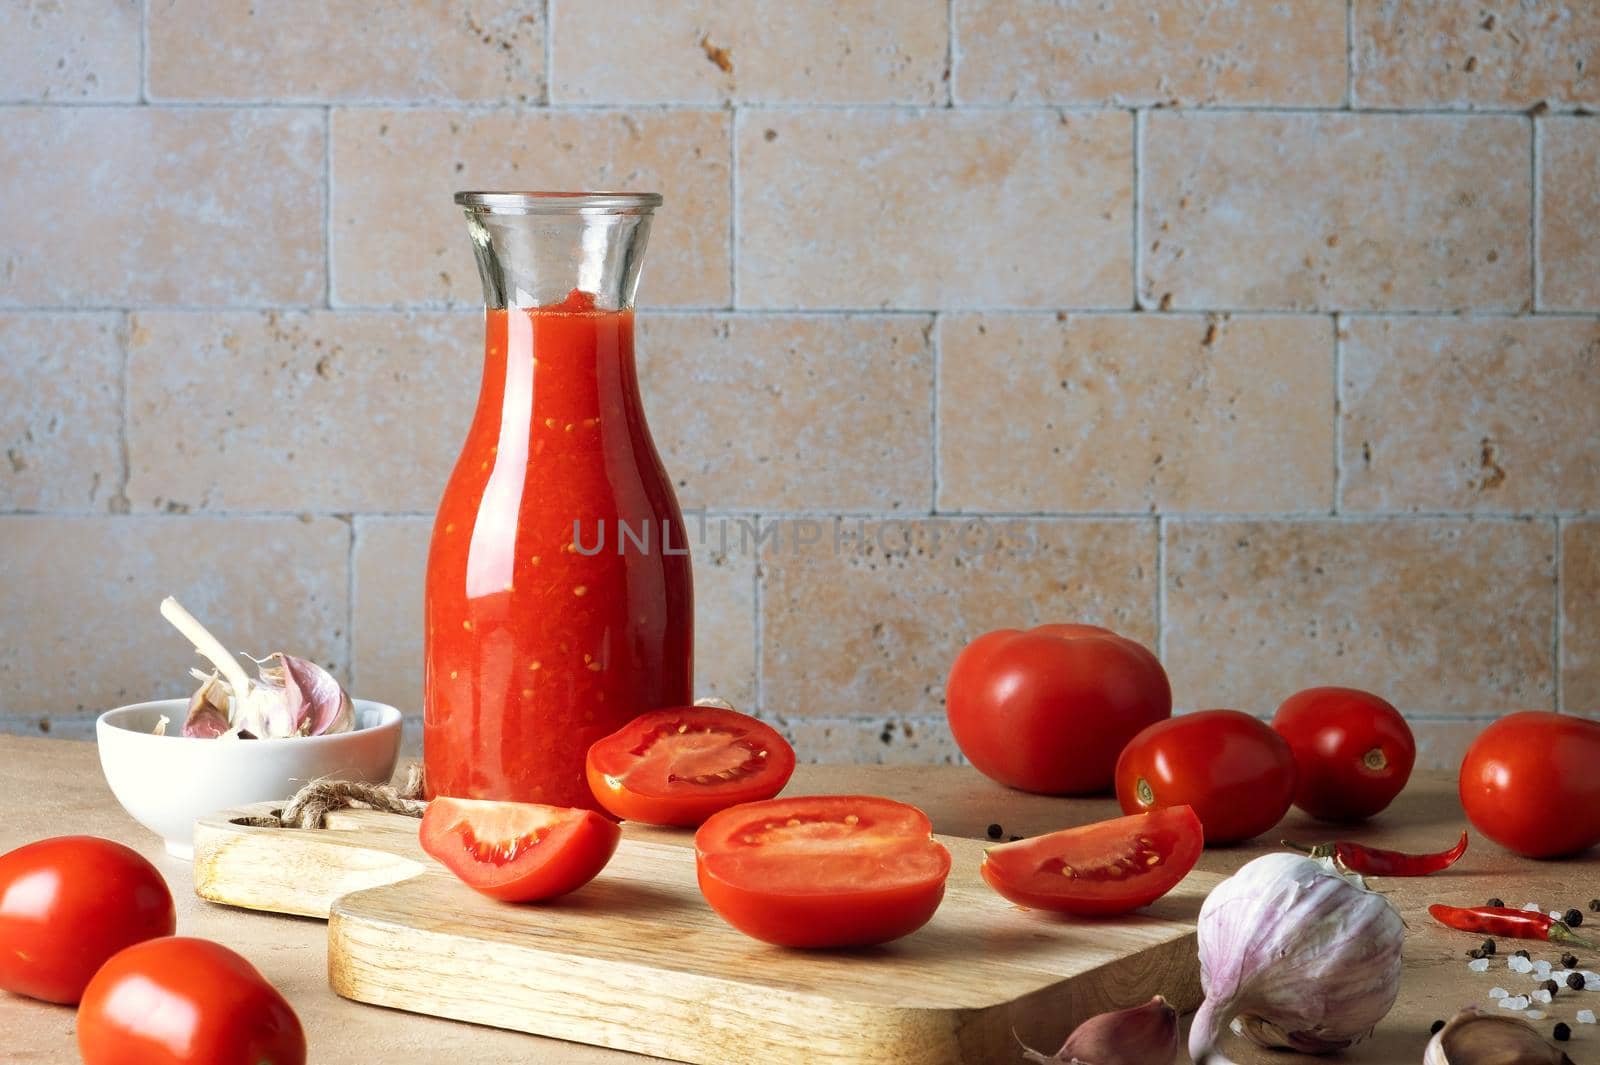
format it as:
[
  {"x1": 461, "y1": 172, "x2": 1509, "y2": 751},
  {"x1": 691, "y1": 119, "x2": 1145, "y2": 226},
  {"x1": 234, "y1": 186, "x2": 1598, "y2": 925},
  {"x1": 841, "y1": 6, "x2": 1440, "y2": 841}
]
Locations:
[
  {"x1": 1021, "y1": 996, "x2": 1178, "y2": 1065},
  {"x1": 181, "y1": 672, "x2": 232, "y2": 738},
  {"x1": 278, "y1": 653, "x2": 354, "y2": 737},
  {"x1": 1424, "y1": 1009, "x2": 1575, "y2": 1065}
]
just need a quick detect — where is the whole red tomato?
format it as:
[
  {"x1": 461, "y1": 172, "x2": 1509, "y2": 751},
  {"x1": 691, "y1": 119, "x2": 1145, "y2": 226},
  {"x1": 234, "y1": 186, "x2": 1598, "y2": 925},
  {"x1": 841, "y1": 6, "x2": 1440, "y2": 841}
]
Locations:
[
  {"x1": 946, "y1": 624, "x2": 1171, "y2": 795},
  {"x1": 0, "y1": 835, "x2": 175, "y2": 1004},
  {"x1": 1460, "y1": 712, "x2": 1600, "y2": 859},
  {"x1": 78, "y1": 937, "x2": 306, "y2": 1065},
  {"x1": 1272, "y1": 687, "x2": 1416, "y2": 822},
  {"x1": 1115, "y1": 709, "x2": 1297, "y2": 845}
]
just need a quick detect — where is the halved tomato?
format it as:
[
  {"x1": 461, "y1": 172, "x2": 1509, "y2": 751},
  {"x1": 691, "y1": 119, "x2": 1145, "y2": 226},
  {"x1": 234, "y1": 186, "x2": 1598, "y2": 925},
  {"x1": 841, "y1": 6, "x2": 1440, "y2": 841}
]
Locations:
[
  {"x1": 695, "y1": 795, "x2": 950, "y2": 948},
  {"x1": 419, "y1": 797, "x2": 620, "y2": 902},
  {"x1": 980, "y1": 806, "x2": 1203, "y2": 916},
  {"x1": 586, "y1": 705, "x2": 796, "y2": 826}
]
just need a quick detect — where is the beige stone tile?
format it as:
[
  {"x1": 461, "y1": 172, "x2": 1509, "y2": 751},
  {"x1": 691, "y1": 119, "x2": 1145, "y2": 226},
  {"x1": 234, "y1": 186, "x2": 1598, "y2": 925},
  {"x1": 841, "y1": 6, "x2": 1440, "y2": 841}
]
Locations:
[
  {"x1": 1143, "y1": 113, "x2": 1530, "y2": 312},
  {"x1": 759, "y1": 518, "x2": 1157, "y2": 718},
  {"x1": 330, "y1": 109, "x2": 730, "y2": 308},
  {"x1": 1539, "y1": 117, "x2": 1600, "y2": 311},
  {"x1": 350, "y1": 518, "x2": 427, "y2": 717},
  {"x1": 779, "y1": 717, "x2": 965, "y2": 766},
  {"x1": 0, "y1": 0, "x2": 139, "y2": 101},
  {"x1": 352, "y1": 516, "x2": 756, "y2": 724},
  {"x1": 1164, "y1": 519, "x2": 1557, "y2": 716},
  {"x1": 637, "y1": 314, "x2": 934, "y2": 511},
  {"x1": 551, "y1": 0, "x2": 947, "y2": 105},
  {"x1": 738, "y1": 110, "x2": 1131, "y2": 309},
  {"x1": 0, "y1": 314, "x2": 123, "y2": 512},
  {"x1": 955, "y1": 0, "x2": 1345, "y2": 106},
  {"x1": 1564, "y1": 520, "x2": 1600, "y2": 712},
  {"x1": 149, "y1": 1, "x2": 544, "y2": 102},
  {"x1": 125, "y1": 311, "x2": 479, "y2": 513},
  {"x1": 938, "y1": 313, "x2": 1334, "y2": 513},
  {"x1": 0, "y1": 108, "x2": 324, "y2": 307},
  {"x1": 1408, "y1": 718, "x2": 1498, "y2": 772},
  {"x1": 0, "y1": 516, "x2": 349, "y2": 722},
  {"x1": 688, "y1": 530, "x2": 758, "y2": 710},
  {"x1": 1354, "y1": 2, "x2": 1600, "y2": 109},
  {"x1": 1342, "y1": 317, "x2": 1600, "y2": 513}
]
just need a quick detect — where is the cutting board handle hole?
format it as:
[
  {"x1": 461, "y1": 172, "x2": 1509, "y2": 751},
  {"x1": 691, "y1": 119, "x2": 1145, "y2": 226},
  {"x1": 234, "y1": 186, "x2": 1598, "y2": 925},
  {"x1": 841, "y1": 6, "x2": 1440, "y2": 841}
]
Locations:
[{"x1": 229, "y1": 811, "x2": 285, "y2": 827}]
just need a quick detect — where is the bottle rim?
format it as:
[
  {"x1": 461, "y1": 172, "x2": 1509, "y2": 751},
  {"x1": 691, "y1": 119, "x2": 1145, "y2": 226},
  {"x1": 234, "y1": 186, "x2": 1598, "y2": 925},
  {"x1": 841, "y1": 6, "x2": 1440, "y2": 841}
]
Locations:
[{"x1": 454, "y1": 191, "x2": 662, "y2": 214}]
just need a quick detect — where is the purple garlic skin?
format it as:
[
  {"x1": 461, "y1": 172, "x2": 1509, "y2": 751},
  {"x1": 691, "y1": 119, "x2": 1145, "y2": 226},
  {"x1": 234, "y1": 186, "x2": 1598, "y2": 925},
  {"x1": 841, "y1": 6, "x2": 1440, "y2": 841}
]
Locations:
[
  {"x1": 276, "y1": 653, "x2": 354, "y2": 736},
  {"x1": 1021, "y1": 995, "x2": 1177, "y2": 1065},
  {"x1": 1189, "y1": 853, "x2": 1403, "y2": 1063}
]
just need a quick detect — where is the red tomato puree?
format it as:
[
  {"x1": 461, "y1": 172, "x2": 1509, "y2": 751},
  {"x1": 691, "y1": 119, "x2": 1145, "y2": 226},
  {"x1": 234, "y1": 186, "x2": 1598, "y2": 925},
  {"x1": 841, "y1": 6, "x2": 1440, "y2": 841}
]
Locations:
[{"x1": 424, "y1": 290, "x2": 693, "y2": 809}]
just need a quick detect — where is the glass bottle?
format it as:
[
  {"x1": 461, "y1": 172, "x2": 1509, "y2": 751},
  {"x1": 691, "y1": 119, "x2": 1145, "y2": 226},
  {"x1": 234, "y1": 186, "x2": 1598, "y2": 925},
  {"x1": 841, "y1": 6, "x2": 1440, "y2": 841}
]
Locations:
[{"x1": 424, "y1": 192, "x2": 693, "y2": 809}]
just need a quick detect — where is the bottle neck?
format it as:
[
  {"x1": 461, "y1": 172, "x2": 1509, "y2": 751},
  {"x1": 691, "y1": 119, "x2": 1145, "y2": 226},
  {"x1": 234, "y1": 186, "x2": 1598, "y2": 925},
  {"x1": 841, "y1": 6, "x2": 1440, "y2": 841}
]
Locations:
[{"x1": 462, "y1": 201, "x2": 655, "y2": 312}]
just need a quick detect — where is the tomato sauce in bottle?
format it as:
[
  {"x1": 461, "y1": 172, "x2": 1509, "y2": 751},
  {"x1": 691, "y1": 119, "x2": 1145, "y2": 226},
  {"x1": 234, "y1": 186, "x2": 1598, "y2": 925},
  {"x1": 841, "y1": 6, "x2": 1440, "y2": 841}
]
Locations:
[{"x1": 424, "y1": 193, "x2": 692, "y2": 809}]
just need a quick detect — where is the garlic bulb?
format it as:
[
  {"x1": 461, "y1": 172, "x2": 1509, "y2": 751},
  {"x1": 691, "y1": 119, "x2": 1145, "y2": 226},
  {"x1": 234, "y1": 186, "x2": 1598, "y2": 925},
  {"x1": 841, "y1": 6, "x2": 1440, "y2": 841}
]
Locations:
[
  {"x1": 160, "y1": 597, "x2": 354, "y2": 739},
  {"x1": 1190, "y1": 852, "x2": 1403, "y2": 1063},
  {"x1": 1021, "y1": 996, "x2": 1177, "y2": 1065},
  {"x1": 1424, "y1": 1009, "x2": 1574, "y2": 1065}
]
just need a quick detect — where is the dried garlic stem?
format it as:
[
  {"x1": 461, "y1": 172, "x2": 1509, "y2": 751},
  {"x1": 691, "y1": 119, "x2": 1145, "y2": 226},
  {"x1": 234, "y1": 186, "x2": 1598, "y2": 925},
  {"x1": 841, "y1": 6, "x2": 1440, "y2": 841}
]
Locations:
[{"x1": 159, "y1": 596, "x2": 253, "y2": 697}]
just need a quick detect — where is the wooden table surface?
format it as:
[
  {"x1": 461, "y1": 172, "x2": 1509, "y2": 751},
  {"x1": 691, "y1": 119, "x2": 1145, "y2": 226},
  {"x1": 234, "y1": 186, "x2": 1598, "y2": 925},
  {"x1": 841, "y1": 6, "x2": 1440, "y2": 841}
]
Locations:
[{"x1": 2, "y1": 734, "x2": 1596, "y2": 1064}]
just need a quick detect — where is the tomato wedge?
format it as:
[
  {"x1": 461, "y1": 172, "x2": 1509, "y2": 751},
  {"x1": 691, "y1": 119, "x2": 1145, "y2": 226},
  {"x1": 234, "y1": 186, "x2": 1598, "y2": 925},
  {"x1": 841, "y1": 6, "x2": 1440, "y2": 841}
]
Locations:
[
  {"x1": 980, "y1": 806, "x2": 1203, "y2": 916},
  {"x1": 695, "y1": 795, "x2": 950, "y2": 948},
  {"x1": 586, "y1": 705, "x2": 796, "y2": 826},
  {"x1": 419, "y1": 797, "x2": 620, "y2": 902}
]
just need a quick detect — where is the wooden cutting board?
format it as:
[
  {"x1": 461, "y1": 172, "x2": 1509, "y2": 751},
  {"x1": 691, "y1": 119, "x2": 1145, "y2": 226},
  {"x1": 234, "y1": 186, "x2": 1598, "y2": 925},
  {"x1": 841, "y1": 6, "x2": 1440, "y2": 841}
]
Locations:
[{"x1": 193, "y1": 803, "x2": 1218, "y2": 1065}]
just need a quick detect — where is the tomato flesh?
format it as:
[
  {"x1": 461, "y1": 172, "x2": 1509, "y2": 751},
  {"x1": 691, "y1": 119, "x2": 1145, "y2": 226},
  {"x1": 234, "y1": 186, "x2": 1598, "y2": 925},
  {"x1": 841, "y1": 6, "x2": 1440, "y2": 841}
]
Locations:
[
  {"x1": 695, "y1": 795, "x2": 950, "y2": 948},
  {"x1": 1272, "y1": 686, "x2": 1416, "y2": 822},
  {"x1": 1460, "y1": 711, "x2": 1600, "y2": 859},
  {"x1": 1115, "y1": 709, "x2": 1297, "y2": 845},
  {"x1": 420, "y1": 797, "x2": 621, "y2": 902},
  {"x1": 0, "y1": 835, "x2": 176, "y2": 1005},
  {"x1": 78, "y1": 937, "x2": 305, "y2": 1065},
  {"x1": 586, "y1": 706, "x2": 796, "y2": 826},
  {"x1": 980, "y1": 806, "x2": 1203, "y2": 915}
]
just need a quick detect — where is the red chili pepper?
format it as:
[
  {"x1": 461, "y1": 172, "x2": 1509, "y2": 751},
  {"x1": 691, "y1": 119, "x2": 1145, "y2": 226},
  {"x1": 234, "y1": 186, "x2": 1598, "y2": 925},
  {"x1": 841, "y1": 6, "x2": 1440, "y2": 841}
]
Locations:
[
  {"x1": 1283, "y1": 830, "x2": 1468, "y2": 877},
  {"x1": 1428, "y1": 904, "x2": 1594, "y2": 947}
]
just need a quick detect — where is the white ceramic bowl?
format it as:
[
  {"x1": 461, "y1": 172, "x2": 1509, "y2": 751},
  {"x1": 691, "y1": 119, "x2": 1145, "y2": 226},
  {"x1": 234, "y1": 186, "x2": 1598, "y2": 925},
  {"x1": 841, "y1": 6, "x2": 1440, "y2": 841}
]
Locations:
[{"x1": 97, "y1": 698, "x2": 403, "y2": 859}]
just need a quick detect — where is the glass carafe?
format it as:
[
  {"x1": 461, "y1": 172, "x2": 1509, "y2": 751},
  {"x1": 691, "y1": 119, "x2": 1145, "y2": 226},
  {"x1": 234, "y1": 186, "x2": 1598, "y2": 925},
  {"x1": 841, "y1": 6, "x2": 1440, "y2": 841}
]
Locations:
[{"x1": 424, "y1": 191, "x2": 693, "y2": 808}]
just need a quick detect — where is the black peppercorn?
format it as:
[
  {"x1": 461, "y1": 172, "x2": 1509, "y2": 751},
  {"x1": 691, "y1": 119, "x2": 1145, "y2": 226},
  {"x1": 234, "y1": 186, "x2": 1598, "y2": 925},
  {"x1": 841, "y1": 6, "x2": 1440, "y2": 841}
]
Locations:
[
  {"x1": 1564, "y1": 907, "x2": 1584, "y2": 927},
  {"x1": 1539, "y1": 978, "x2": 1560, "y2": 996},
  {"x1": 1008, "y1": 835, "x2": 1022, "y2": 842},
  {"x1": 1568, "y1": 971, "x2": 1586, "y2": 990},
  {"x1": 1486, "y1": 897, "x2": 1505, "y2": 908},
  {"x1": 985, "y1": 823, "x2": 1003, "y2": 840},
  {"x1": 1561, "y1": 952, "x2": 1580, "y2": 969},
  {"x1": 1553, "y1": 1022, "x2": 1571, "y2": 1042},
  {"x1": 1429, "y1": 1019, "x2": 1446, "y2": 1035},
  {"x1": 1467, "y1": 948, "x2": 1484, "y2": 959},
  {"x1": 1513, "y1": 948, "x2": 1530, "y2": 959},
  {"x1": 1480, "y1": 938, "x2": 1496, "y2": 955},
  {"x1": 1590, "y1": 897, "x2": 1599, "y2": 912}
]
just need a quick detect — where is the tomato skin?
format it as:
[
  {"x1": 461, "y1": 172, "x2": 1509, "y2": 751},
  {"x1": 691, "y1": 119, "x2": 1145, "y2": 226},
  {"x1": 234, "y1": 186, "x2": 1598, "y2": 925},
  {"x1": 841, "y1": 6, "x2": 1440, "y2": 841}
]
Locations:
[
  {"x1": 946, "y1": 624, "x2": 1171, "y2": 795},
  {"x1": 0, "y1": 836, "x2": 175, "y2": 1005},
  {"x1": 1272, "y1": 687, "x2": 1416, "y2": 822},
  {"x1": 1115, "y1": 710, "x2": 1297, "y2": 845},
  {"x1": 419, "y1": 797, "x2": 621, "y2": 902},
  {"x1": 695, "y1": 796, "x2": 950, "y2": 948},
  {"x1": 980, "y1": 806, "x2": 1203, "y2": 916},
  {"x1": 585, "y1": 706, "x2": 796, "y2": 827},
  {"x1": 1459, "y1": 712, "x2": 1600, "y2": 859},
  {"x1": 78, "y1": 937, "x2": 305, "y2": 1065}
]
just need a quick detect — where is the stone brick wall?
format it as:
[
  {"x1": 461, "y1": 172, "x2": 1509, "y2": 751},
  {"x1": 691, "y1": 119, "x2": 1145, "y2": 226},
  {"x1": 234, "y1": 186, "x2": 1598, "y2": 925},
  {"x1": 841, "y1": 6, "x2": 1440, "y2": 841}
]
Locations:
[{"x1": 2, "y1": 1, "x2": 1596, "y2": 768}]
